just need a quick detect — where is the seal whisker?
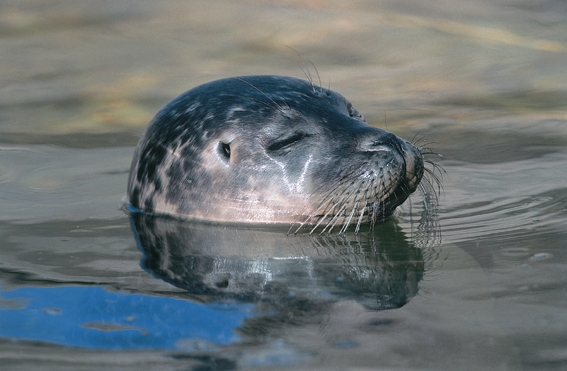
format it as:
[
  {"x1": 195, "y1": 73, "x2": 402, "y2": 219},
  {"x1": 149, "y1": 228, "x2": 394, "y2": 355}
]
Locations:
[
  {"x1": 292, "y1": 167, "x2": 364, "y2": 234},
  {"x1": 421, "y1": 173, "x2": 441, "y2": 207},
  {"x1": 367, "y1": 176, "x2": 380, "y2": 225},
  {"x1": 307, "y1": 60, "x2": 323, "y2": 95},
  {"x1": 300, "y1": 64, "x2": 315, "y2": 91},
  {"x1": 425, "y1": 159, "x2": 445, "y2": 179},
  {"x1": 357, "y1": 174, "x2": 377, "y2": 230},
  {"x1": 418, "y1": 182, "x2": 436, "y2": 207},
  {"x1": 245, "y1": 96, "x2": 289, "y2": 114},
  {"x1": 321, "y1": 204, "x2": 347, "y2": 234},
  {"x1": 339, "y1": 201, "x2": 359, "y2": 234},
  {"x1": 419, "y1": 146, "x2": 442, "y2": 158},
  {"x1": 412, "y1": 132, "x2": 438, "y2": 149},
  {"x1": 312, "y1": 189, "x2": 353, "y2": 235},
  {"x1": 317, "y1": 171, "x2": 371, "y2": 234},
  {"x1": 291, "y1": 174, "x2": 353, "y2": 234},
  {"x1": 285, "y1": 46, "x2": 324, "y2": 95},
  {"x1": 371, "y1": 201, "x2": 379, "y2": 228},
  {"x1": 316, "y1": 180, "x2": 358, "y2": 234},
  {"x1": 291, "y1": 194, "x2": 336, "y2": 235},
  {"x1": 423, "y1": 161, "x2": 445, "y2": 196},
  {"x1": 410, "y1": 129, "x2": 425, "y2": 144},
  {"x1": 232, "y1": 77, "x2": 290, "y2": 113},
  {"x1": 338, "y1": 174, "x2": 375, "y2": 233},
  {"x1": 286, "y1": 46, "x2": 315, "y2": 89},
  {"x1": 306, "y1": 192, "x2": 347, "y2": 235},
  {"x1": 355, "y1": 202, "x2": 368, "y2": 233}
]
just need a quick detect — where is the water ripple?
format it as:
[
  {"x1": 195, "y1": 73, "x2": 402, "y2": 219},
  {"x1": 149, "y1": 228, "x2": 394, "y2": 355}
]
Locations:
[{"x1": 404, "y1": 153, "x2": 567, "y2": 244}]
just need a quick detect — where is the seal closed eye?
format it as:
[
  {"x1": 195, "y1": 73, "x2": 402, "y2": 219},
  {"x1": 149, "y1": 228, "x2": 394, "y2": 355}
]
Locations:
[
  {"x1": 265, "y1": 132, "x2": 311, "y2": 152},
  {"x1": 127, "y1": 75, "x2": 426, "y2": 233}
]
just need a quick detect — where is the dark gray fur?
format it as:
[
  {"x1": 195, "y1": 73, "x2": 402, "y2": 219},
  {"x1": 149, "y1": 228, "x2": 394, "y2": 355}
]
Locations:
[{"x1": 128, "y1": 75, "x2": 424, "y2": 232}]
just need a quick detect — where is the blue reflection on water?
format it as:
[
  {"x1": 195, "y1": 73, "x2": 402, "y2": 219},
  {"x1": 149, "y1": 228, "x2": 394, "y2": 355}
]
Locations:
[{"x1": 0, "y1": 285, "x2": 254, "y2": 350}]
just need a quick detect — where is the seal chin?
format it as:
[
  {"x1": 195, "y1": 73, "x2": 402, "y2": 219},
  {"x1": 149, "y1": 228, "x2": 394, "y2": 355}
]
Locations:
[{"x1": 127, "y1": 75, "x2": 426, "y2": 233}]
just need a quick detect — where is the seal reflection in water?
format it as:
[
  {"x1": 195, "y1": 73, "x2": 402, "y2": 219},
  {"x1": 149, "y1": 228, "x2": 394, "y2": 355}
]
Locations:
[
  {"x1": 128, "y1": 75, "x2": 426, "y2": 233},
  {"x1": 131, "y1": 213, "x2": 425, "y2": 311}
]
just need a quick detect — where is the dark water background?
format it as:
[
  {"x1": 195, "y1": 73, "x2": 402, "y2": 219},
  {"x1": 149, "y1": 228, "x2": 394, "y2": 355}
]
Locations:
[{"x1": 1, "y1": 1, "x2": 567, "y2": 370}]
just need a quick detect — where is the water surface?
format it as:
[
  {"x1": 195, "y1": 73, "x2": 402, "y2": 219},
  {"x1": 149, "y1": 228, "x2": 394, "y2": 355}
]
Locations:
[{"x1": 1, "y1": 1, "x2": 567, "y2": 370}]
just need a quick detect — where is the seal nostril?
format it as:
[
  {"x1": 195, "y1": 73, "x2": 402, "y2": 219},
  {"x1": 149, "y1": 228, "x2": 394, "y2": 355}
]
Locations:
[
  {"x1": 359, "y1": 133, "x2": 407, "y2": 155},
  {"x1": 217, "y1": 141, "x2": 231, "y2": 164},
  {"x1": 360, "y1": 138, "x2": 391, "y2": 152}
]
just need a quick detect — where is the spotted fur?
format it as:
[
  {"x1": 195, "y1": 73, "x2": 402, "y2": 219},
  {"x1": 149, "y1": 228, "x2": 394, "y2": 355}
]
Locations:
[{"x1": 128, "y1": 75, "x2": 425, "y2": 233}]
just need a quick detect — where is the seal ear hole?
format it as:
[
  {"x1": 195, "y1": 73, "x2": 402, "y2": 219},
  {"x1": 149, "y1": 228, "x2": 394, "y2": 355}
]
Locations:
[{"x1": 217, "y1": 141, "x2": 231, "y2": 163}]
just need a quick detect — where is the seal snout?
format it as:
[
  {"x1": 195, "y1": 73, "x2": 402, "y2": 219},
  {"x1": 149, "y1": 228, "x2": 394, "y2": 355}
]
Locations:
[
  {"x1": 398, "y1": 140, "x2": 424, "y2": 192},
  {"x1": 358, "y1": 132, "x2": 402, "y2": 153},
  {"x1": 356, "y1": 130, "x2": 424, "y2": 197}
]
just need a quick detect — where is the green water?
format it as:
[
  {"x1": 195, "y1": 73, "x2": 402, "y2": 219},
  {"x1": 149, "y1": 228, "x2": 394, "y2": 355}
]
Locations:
[{"x1": 1, "y1": 1, "x2": 567, "y2": 370}]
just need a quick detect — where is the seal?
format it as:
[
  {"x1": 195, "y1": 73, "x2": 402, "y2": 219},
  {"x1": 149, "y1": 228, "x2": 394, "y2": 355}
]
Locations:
[{"x1": 128, "y1": 75, "x2": 426, "y2": 233}]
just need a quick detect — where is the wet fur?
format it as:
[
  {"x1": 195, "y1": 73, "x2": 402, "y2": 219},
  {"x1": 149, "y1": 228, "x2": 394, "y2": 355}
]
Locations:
[{"x1": 128, "y1": 75, "x2": 436, "y2": 233}]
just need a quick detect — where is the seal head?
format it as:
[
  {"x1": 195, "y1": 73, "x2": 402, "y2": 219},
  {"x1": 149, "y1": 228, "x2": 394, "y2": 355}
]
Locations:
[{"x1": 128, "y1": 75, "x2": 424, "y2": 232}]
